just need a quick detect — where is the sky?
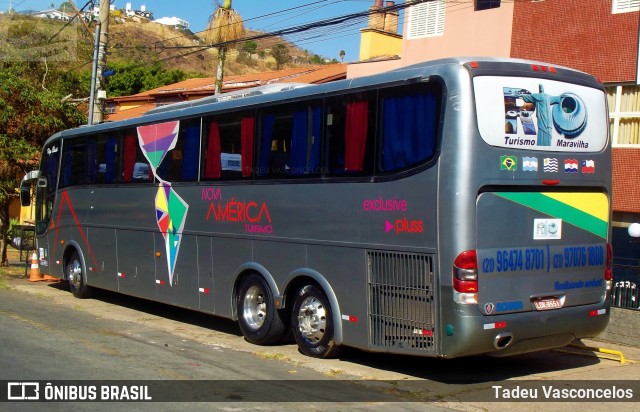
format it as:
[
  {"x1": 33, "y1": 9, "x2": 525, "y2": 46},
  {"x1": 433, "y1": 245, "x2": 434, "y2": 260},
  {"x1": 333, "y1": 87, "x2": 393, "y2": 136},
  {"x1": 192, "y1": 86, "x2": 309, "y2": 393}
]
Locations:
[{"x1": 5, "y1": 0, "x2": 405, "y2": 62}]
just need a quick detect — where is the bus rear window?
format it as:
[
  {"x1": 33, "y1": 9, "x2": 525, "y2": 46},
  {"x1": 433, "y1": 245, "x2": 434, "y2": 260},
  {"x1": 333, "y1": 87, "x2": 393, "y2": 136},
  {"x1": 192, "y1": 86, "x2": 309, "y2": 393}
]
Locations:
[{"x1": 474, "y1": 76, "x2": 608, "y2": 152}]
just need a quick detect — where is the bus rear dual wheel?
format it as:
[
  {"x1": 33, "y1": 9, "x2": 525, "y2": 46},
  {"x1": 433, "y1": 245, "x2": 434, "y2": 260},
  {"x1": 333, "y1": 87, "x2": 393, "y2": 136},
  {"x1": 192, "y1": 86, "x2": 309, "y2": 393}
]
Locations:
[
  {"x1": 291, "y1": 284, "x2": 341, "y2": 359},
  {"x1": 236, "y1": 275, "x2": 340, "y2": 358}
]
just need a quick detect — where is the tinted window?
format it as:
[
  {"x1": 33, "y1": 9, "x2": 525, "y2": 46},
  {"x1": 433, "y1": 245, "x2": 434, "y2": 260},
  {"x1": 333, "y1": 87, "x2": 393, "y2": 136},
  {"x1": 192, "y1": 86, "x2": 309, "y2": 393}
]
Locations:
[
  {"x1": 379, "y1": 83, "x2": 439, "y2": 173},
  {"x1": 202, "y1": 113, "x2": 255, "y2": 180},
  {"x1": 326, "y1": 92, "x2": 375, "y2": 177},
  {"x1": 256, "y1": 101, "x2": 323, "y2": 178}
]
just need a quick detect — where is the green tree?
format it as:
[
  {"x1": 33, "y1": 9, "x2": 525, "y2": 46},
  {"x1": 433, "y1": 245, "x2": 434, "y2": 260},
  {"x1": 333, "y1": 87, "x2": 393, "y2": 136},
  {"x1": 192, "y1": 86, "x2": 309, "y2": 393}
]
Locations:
[
  {"x1": 0, "y1": 62, "x2": 85, "y2": 265},
  {"x1": 102, "y1": 61, "x2": 190, "y2": 97},
  {"x1": 241, "y1": 40, "x2": 257, "y2": 59},
  {"x1": 339, "y1": 50, "x2": 345, "y2": 62},
  {"x1": 308, "y1": 54, "x2": 325, "y2": 65},
  {"x1": 272, "y1": 43, "x2": 290, "y2": 70}
]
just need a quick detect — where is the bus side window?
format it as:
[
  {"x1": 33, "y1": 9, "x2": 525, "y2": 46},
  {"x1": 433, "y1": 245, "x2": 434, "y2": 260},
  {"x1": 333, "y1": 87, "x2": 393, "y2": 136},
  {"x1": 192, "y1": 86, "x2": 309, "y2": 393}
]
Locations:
[
  {"x1": 379, "y1": 83, "x2": 439, "y2": 173},
  {"x1": 257, "y1": 102, "x2": 322, "y2": 178},
  {"x1": 121, "y1": 131, "x2": 151, "y2": 183},
  {"x1": 90, "y1": 135, "x2": 118, "y2": 184},
  {"x1": 156, "y1": 120, "x2": 200, "y2": 182},
  {"x1": 326, "y1": 93, "x2": 375, "y2": 177},
  {"x1": 61, "y1": 139, "x2": 87, "y2": 187},
  {"x1": 202, "y1": 114, "x2": 254, "y2": 180}
]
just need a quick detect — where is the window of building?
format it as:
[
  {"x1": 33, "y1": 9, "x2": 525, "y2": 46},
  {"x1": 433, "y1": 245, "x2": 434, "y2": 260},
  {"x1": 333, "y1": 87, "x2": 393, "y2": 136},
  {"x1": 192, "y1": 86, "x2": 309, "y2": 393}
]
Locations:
[
  {"x1": 607, "y1": 85, "x2": 640, "y2": 146},
  {"x1": 476, "y1": 0, "x2": 501, "y2": 11},
  {"x1": 407, "y1": 0, "x2": 445, "y2": 39},
  {"x1": 613, "y1": 0, "x2": 640, "y2": 14}
]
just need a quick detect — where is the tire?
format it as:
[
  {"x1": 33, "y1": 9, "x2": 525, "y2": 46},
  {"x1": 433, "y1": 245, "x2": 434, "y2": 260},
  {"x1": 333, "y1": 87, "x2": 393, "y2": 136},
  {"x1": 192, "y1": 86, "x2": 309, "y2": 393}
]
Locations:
[
  {"x1": 67, "y1": 251, "x2": 91, "y2": 299},
  {"x1": 291, "y1": 284, "x2": 341, "y2": 358},
  {"x1": 236, "y1": 274, "x2": 287, "y2": 345}
]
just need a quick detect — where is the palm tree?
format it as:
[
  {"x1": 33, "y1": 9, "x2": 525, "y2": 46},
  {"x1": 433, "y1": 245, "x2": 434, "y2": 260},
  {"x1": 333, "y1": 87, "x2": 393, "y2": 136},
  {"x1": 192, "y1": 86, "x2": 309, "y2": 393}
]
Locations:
[
  {"x1": 205, "y1": 0, "x2": 245, "y2": 94},
  {"x1": 339, "y1": 50, "x2": 345, "y2": 62}
]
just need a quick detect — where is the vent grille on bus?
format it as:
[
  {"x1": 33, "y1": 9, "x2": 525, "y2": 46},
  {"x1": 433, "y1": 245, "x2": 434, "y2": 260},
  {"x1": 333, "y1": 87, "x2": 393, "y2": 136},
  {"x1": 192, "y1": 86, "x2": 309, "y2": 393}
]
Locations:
[{"x1": 367, "y1": 251, "x2": 436, "y2": 353}]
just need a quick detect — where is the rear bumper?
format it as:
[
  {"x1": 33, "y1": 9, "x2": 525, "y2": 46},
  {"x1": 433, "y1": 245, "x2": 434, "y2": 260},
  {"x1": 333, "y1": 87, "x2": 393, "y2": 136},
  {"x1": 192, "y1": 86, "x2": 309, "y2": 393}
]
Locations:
[{"x1": 440, "y1": 300, "x2": 610, "y2": 358}]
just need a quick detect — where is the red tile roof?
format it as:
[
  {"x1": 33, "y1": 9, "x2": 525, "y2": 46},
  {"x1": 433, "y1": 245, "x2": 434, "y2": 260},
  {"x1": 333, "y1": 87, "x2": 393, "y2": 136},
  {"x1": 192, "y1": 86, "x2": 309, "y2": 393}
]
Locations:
[
  {"x1": 613, "y1": 148, "x2": 640, "y2": 214},
  {"x1": 107, "y1": 64, "x2": 347, "y2": 121}
]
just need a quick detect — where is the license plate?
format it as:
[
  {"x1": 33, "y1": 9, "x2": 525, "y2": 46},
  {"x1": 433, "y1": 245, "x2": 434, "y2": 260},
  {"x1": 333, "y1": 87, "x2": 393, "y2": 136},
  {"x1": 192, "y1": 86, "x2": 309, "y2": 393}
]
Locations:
[{"x1": 533, "y1": 298, "x2": 563, "y2": 311}]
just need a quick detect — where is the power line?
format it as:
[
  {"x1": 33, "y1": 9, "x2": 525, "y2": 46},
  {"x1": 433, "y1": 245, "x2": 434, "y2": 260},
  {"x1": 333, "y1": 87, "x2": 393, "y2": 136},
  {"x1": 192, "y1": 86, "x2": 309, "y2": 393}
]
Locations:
[{"x1": 140, "y1": 0, "x2": 427, "y2": 57}]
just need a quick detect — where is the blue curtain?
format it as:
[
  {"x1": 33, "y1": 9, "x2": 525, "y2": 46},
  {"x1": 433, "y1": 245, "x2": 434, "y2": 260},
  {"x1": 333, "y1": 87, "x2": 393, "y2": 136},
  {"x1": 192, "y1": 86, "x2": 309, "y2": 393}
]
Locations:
[
  {"x1": 105, "y1": 136, "x2": 117, "y2": 183},
  {"x1": 382, "y1": 93, "x2": 436, "y2": 171},
  {"x1": 309, "y1": 107, "x2": 321, "y2": 172},
  {"x1": 257, "y1": 114, "x2": 275, "y2": 177},
  {"x1": 87, "y1": 139, "x2": 97, "y2": 183},
  {"x1": 182, "y1": 124, "x2": 200, "y2": 181},
  {"x1": 290, "y1": 107, "x2": 321, "y2": 175}
]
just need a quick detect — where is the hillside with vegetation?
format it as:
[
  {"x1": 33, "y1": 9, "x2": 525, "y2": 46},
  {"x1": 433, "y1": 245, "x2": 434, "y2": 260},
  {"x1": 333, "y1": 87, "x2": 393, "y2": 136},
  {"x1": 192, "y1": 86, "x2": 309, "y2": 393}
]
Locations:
[{"x1": 0, "y1": 9, "x2": 333, "y2": 97}]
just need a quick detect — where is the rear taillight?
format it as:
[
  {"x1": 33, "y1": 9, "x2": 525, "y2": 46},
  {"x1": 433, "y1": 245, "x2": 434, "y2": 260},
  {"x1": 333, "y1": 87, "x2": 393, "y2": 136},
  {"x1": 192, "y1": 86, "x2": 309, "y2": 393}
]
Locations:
[
  {"x1": 453, "y1": 250, "x2": 478, "y2": 304},
  {"x1": 605, "y1": 243, "x2": 613, "y2": 290}
]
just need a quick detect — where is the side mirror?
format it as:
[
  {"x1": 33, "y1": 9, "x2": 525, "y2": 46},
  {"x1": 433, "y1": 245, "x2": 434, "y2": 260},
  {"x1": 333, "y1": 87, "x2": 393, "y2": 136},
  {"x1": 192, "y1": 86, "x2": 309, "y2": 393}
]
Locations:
[{"x1": 20, "y1": 182, "x2": 31, "y2": 207}]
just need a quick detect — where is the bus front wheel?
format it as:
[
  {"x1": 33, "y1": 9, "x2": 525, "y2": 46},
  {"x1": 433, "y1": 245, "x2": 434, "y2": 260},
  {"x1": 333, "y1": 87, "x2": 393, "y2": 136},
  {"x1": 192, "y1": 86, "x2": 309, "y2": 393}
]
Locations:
[
  {"x1": 292, "y1": 284, "x2": 341, "y2": 358},
  {"x1": 67, "y1": 251, "x2": 91, "y2": 299},
  {"x1": 236, "y1": 274, "x2": 286, "y2": 345}
]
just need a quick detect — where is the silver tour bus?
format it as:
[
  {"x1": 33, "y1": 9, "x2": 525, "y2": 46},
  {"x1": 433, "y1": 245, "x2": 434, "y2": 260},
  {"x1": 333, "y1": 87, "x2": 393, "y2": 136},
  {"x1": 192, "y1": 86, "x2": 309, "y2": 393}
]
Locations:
[{"x1": 21, "y1": 57, "x2": 612, "y2": 358}]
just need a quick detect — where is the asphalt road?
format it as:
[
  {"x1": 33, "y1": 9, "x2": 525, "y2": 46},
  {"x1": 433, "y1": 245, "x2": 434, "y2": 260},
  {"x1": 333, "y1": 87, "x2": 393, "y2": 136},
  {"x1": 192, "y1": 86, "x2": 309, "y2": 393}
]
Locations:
[
  {"x1": 0, "y1": 284, "x2": 453, "y2": 412},
  {"x1": 2, "y1": 278, "x2": 640, "y2": 411}
]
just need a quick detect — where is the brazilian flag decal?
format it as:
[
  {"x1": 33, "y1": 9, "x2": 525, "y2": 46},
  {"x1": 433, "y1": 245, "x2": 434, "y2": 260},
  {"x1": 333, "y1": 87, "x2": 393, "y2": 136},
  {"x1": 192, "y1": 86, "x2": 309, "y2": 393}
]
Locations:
[
  {"x1": 500, "y1": 155, "x2": 517, "y2": 171},
  {"x1": 495, "y1": 192, "x2": 609, "y2": 239}
]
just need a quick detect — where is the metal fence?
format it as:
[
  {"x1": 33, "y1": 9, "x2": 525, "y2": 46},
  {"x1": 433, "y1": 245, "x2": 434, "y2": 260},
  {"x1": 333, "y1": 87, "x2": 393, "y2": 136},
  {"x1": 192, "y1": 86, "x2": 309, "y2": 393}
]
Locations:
[{"x1": 611, "y1": 258, "x2": 640, "y2": 310}]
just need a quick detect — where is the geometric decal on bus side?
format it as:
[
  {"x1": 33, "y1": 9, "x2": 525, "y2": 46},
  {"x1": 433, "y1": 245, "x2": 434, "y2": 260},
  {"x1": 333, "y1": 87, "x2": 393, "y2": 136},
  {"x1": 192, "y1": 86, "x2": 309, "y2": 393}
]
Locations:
[
  {"x1": 494, "y1": 192, "x2": 609, "y2": 239},
  {"x1": 52, "y1": 191, "x2": 99, "y2": 270},
  {"x1": 137, "y1": 121, "x2": 189, "y2": 286}
]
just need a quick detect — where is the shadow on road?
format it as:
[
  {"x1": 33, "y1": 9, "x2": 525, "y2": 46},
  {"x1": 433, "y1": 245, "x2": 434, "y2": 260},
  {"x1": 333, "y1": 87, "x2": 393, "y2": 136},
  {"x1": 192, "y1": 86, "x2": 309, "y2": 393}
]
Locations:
[{"x1": 43, "y1": 280, "x2": 601, "y2": 384}]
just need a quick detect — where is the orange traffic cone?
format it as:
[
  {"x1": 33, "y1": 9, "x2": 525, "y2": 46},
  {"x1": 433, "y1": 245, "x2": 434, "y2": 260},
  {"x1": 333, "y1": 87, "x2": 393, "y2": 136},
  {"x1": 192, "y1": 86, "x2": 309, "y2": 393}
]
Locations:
[
  {"x1": 28, "y1": 251, "x2": 44, "y2": 282},
  {"x1": 42, "y1": 274, "x2": 60, "y2": 282}
]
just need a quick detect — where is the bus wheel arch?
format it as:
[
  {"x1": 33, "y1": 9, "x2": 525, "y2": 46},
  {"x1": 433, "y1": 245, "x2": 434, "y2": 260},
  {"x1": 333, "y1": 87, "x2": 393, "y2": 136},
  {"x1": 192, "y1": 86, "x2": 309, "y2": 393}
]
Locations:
[
  {"x1": 284, "y1": 272, "x2": 343, "y2": 358},
  {"x1": 63, "y1": 244, "x2": 92, "y2": 299},
  {"x1": 234, "y1": 271, "x2": 287, "y2": 345}
]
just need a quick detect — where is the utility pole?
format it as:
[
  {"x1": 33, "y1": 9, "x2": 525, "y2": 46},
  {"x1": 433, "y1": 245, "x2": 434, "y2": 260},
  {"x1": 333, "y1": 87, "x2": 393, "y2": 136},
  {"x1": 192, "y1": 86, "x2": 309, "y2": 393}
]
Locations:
[{"x1": 91, "y1": 0, "x2": 110, "y2": 124}]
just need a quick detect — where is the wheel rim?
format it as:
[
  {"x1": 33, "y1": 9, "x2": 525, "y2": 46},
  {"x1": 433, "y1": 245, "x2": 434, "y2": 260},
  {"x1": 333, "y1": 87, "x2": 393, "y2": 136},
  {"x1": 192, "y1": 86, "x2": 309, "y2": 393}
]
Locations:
[
  {"x1": 297, "y1": 295, "x2": 327, "y2": 344},
  {"x1": 68, "y1": 259, "x2": 82, "y2": 290},
  {"x1": 242, "y1": 285, "x2": 266, "y2": 331}
]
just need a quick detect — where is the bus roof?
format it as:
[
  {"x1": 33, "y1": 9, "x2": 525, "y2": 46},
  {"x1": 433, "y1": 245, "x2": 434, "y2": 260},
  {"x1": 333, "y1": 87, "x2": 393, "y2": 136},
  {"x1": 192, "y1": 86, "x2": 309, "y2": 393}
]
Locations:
[{"x1": 53, "y1": 57, "x2": 600, "y2": 143}]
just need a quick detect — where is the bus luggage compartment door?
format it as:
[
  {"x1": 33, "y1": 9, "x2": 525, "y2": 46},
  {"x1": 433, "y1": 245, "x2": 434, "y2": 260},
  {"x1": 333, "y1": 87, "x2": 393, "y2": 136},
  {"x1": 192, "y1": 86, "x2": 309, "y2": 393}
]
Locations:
[{"x1": 475, "y1": 191, "x2": 609, "y2": 315}]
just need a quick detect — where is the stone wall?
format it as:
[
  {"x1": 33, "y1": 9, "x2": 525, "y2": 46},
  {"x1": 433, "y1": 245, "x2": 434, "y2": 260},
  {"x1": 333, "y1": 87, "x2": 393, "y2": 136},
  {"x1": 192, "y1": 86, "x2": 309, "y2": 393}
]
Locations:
[{"x1": 597, "y1": 308, "x2": 640, "y2": 347}]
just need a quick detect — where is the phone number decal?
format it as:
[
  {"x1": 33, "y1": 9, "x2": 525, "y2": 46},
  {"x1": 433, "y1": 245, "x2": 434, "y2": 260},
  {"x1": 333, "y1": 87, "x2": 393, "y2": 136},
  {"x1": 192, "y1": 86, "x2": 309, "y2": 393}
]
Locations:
[{"x1": 481, "y1": 245, "x2": 605, "y2": 274}]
